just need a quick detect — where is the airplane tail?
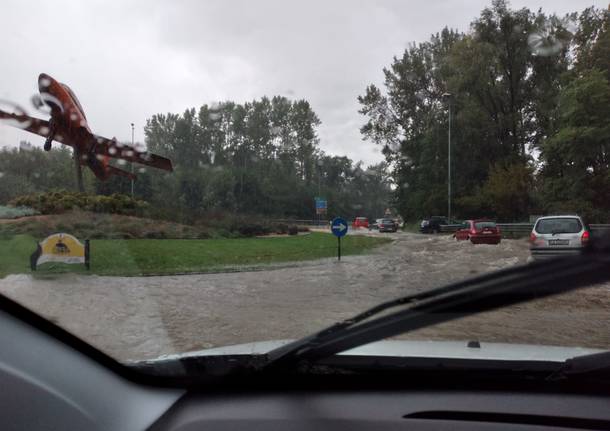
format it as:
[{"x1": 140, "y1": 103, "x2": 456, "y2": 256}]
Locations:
[
  {"x1": 86, "y1": 155, "x2": 136, "y2": 181},
  {"x1": 106, "y1": 165, "x2": 136, "y2": 181}
]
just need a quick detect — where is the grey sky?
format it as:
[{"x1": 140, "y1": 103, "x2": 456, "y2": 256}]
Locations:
[{"x1": 0, "y1": 0, "x2": 604, "y2": 165}]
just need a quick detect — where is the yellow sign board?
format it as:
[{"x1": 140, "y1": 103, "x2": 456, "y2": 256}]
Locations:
[{"x1": 30, "y1": 233, "x2": 90, "y2": 270}]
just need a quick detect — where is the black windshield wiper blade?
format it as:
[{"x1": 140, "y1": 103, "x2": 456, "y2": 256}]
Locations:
[
  {"x1": 548, "y1": 351, "x2": 610, "y2": 381},
  {"x1": 265, "y1": 248, "x2": 610, "y2": 369}
]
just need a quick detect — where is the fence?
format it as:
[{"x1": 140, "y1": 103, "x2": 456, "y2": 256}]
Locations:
[
  {"x1": 272, "y1": 219, "x2": 329, "y2": 227},
  {"x1": 440, "y1": 223, "x2": 610, "y2": 238}
]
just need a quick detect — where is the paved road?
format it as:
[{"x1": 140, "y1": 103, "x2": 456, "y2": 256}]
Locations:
[{"x1": 1, "y1": 231, "x2": 609, "y2": 361}]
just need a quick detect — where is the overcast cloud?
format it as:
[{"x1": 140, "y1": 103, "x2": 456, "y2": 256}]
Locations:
[{"x1": 0, "y1": 0, "x2": 604, "y2": 164}]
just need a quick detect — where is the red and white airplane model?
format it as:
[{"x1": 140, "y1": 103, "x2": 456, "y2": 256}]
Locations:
[{"x1": 0, "y1": 73, "x2": 173, "y2": 184}]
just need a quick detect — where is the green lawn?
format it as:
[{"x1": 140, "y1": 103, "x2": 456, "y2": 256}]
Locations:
[{"x1": 0, "y1": 232, "x2": 391, "y2": 277}]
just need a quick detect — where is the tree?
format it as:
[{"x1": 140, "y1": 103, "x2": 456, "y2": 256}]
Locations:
[{"x1": 359, "y1": 1, "x2": 577, "y2": 221}]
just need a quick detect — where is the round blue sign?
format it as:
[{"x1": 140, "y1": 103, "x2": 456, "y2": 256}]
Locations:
[{"x1": 331, "y1": 217, "x2": 348, "y2": 238}]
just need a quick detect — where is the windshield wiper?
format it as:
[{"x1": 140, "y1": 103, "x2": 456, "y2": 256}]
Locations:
[
  {"x1": 548, "y1": 351, "x2": 610, "y2": 381},
  {"x1": 265, "y1": 244, "x2": 610, "y2": 369}
]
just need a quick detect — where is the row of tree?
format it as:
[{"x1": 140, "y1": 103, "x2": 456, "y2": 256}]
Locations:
[
  {"x1": 359, "y1": 1, "x2": 610, "y2": 222},
  {"x1": 0, "y1": 97, "x2": 392, "y2": 223}
]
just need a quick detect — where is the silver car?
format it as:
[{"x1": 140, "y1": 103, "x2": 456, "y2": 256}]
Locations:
[{"x1": 529, "y1": 215, "x2": 590, "y2": 260}]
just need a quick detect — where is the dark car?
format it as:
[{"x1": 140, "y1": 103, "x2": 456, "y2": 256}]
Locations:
[
  {"x1": 378, "y1": 218, "x2": 398, "y2": 233},
  {"x1": 420, "y1": 216, "x2": 447, "y2": 234},
  {"x1": 454, "y1": 219, "x2": 501, "y2": 244}
]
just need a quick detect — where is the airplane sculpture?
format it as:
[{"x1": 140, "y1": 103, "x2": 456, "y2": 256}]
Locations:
[{"x1": 0, "y1": 73, "x2": 172, "y2": 190}]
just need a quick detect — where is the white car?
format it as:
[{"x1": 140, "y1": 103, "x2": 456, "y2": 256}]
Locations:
[{"x1": 529, "y1": 215, "x2": 590, "y2": 260}]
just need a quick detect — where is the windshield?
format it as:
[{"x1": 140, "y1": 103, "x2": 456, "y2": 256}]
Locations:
[
  {"x1": 1, "y1": 1, "x2": 609, "y2": 373},
  {"x1": 535, "y1": 218, "x2": 583, "y2": 234}
]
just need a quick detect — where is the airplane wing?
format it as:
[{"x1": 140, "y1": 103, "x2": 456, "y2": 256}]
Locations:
[
  {"x1": 0, "y1": 109, "x2": 69, "y2": 145},
  {"x1": 91, "y1": 134, "x2": 173, "y2": 172}
]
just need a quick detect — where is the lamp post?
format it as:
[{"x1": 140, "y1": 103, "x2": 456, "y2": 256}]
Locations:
[
  {"x1": 130, "y1": 123, "x2": 134, "y2": 198},
  {"x1": 442, "y1": 92, "x2": 452, "y2": 223}
]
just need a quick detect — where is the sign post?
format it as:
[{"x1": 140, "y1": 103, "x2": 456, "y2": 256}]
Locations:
[
  {"x1": 331, "y1": 217, "x2": 348, "y2": 261},
  {"x1": 315, "y1": 197, "x2": 327, "y2": 226}
]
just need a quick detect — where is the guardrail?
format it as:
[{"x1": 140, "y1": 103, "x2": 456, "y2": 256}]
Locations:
[
  {"x1": 272, "y1": 219, "x2": 329, "y2": 226},
  {"x1": 440, "y1": 223, "x2": 610, "y2": 238}
]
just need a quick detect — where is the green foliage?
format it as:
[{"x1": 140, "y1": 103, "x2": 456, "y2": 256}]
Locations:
[
  {"x1": 9, "y1": 191, "x2": 149, "y2": 216},
  {"x1": 359, "y1": 2, "x2": 609, "y2": 222},
  {"x1": 142, "y1": 97, "x2": 393, "y2": 222},
  {"x1": 0, "y1": 205, "x2": 38, "y2": 219},
  {"x1": 538, "y1": 69, "x2": 610, "y2": 222},
  {"x1": 456, "y1": 163, "x2": 534, "y2": 221}
]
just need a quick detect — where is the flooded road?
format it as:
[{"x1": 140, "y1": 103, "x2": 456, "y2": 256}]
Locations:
[{"x1": 1, "y1": 231, "x2": 609, "y2": 361}]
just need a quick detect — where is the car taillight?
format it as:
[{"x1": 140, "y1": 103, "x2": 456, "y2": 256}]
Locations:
[
  {"x1": 581, "y1": 230, "x2": 590, "y2": 245},
  {"x1": 530, "y1": 232, "x2": 536, "y2": 243}
]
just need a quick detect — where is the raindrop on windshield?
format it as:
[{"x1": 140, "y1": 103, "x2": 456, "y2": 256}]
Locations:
[
  {"x1": 0, "y1": 172, "x2": 4, "y2": 179},
  {"x1": 39, "y1": 77, "x2": 51, "y2": 88},
  {"x1": 39, "y1": 126, "x2": 50, "y2": 135},
  {"x1": 108, "y1": 147, "x2": 117, "y2": 155},
  {"x1": 138, "y1": 167, "x2": 146, "y2": 173},
  {"x1": 117, "y1": 159, "x2": 127, "y2": 166},
  {"x1": 387, "y1": 141, "x2": 400, "y2": 152},
  {"x1": 70, "y1": 113, "x2": 78, "y2": 121},
  {"x1": 40, "y1": 93, "x2": 64, "y2": 113},
  {"x1": 527, "y1": 23, "x2": 563, "y2": 57}
]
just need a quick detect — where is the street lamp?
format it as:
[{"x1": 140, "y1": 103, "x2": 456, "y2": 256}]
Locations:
[
  {"x1": 130, "y1": 123, "x2": 135, "y2": 198},
  {"x1": 442, "y1": 92, "x2": 452, "y2": 223}
]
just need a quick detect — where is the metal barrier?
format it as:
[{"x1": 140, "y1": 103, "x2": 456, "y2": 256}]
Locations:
[
  {"x1": 272, "y1": 219, "x2": 329, "y2": 226},
  {"x1": 440, "y1": 223, "x2": 610, "y2": 238}
]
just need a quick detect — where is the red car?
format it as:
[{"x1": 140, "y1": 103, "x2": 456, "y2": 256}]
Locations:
[
  {"x1": 352, "y1": 217, "x2": 369, "y2": 229},
  {"x1": 454, "y1": 219, "x2": 501, "y2": 244}
]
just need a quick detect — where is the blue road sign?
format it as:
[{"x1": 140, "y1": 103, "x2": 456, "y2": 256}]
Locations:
[
  {"x1": 315, "y1": 199, "x2": 327, "y2": 209},
  {"x1": 331, "y1": 217, "x2": 348, "y2": 238}
]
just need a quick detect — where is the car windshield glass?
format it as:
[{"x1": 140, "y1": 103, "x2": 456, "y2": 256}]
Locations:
[
  {"x1": 536, "y1": 218, "x2": 582, "y2": 234},
  {"x1": 1, "y1": 1, "x2": 609, "y2": 375}
]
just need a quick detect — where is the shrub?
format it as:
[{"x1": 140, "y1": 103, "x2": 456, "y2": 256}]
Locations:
[
  {"x1": 0, "y1": 205, "x2": 39, "y2": 219},
  {"x1": 9, "y1": 191, "x2": 149, "y2": 216}
]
